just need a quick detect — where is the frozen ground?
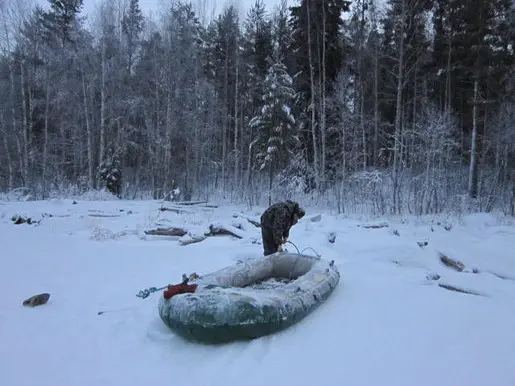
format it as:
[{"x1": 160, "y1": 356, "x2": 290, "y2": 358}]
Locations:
[{"x1": 1, "y1": 198, "x2": 515, "y2": 386}]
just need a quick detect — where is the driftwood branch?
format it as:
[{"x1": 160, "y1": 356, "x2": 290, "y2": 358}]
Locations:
[{"x1": 144, "y1": 227, "x2": 188, "y2": 237}]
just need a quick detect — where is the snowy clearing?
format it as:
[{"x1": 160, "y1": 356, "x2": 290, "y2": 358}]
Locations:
[{"x1": 1, "y1": 199, "x2": 514, "y2": 386}]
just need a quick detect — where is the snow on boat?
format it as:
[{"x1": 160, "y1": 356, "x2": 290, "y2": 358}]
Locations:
[{"x1": 157, "y1": 252, "x2": 340, "y2": 344}]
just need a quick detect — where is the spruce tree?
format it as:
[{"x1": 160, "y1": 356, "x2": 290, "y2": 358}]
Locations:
[{"x1": 249, "y1": 61, "x2": 299, "y2": 204}]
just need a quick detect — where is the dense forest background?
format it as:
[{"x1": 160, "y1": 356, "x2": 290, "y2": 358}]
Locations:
[{"x1": 0, "y1": 0, "x2": 514, "y2": 215}]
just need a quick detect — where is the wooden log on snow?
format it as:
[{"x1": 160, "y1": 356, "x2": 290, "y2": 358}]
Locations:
[
  {"x1": 174, "y1": 201, "x2": 208, "y2": 206},
  {"x1": 159, "y1": 206, "x2": 193, "y2": 214},
  {"x1": 88, "y1": 214, "x2": 122, "y2": 218},
  {"x1": 144, "y1": 227, "x2": 188, "y2": 237},
  {"x1": 207, "y1": 223, "x2": 245, "y2": 239},
  {"x1": 438, "y1": 252, "x2": 465, "y2": 272},
  {"x1": 438, "y1": 283, "x2": 485, "y2": 297},
  {"x1": 358, "y1": 222, "x2": 389, "y2": 229},
  {"x1": 179, "y1": 234, "x2": 208, "y2": 246}
]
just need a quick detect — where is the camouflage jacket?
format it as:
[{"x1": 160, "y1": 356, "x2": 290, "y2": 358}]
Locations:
[{"x1": 260, "y1": 200, "x2": 305, "y2": 244}]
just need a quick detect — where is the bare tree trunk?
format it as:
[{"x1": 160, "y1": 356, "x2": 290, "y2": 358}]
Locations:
[
  {"x1": 320, "y1": 2, "x2": 327, "y2": 187},
  {"x1": 81, "y1": 62, "x2": 94, "y2": 190},
  {"x1": 234, "y1": 47, "x2": 239, "y2": 193},
  {"x1": 42, "y1": 67, "x2": 50, "y2": 195},
  {"x1": 222, "y1": 41, "x2": 229, "y2": 194},
  {"x1": 164, "y1": 90, "x2": 172, "y2": 194},
  {"x1": 372, "y1": 0, "x2": 379, "y2": 167},
  {"x1": 20, "y1": 57, "x2": 29, "y2": 185},
  {"x1": 392, "y1": 0, "x2": 406, "y2": 214},
  {"x1": 8, "y1": 55, "x2": 19, "y2": 186},
  {"x1": 307, "y1": 0, "x2": 319, "y2": 188},
  {"x1": 468, "y1": 79, "x2": 479, "y2": 198},
  {"x1": 99, "y1": 34, "x2": 107, "y2": 174},
  {"x1": 445, "y1": 27, "x2": 453, "y2": 117},
  {"x1": 359, "y1": 0, "x2": 367, "y2": 171},
  {"x1": 0, "y1": 112, "x2": 13, "y2": 190}
]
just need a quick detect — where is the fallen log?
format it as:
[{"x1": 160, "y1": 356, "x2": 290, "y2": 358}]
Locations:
[
  {"x1": 438, "y1": 283, "x2": 485, "y2": 297},
  {"x1": 438, "y1": 252, "x2": 465, "y2": 272},
  {"x1": 359, "y1": 222, "x2": 389, "y2": 229},
  {"x1": 88, "y1": 214, "x2": 122, "y2": 218},
  {"x1": 179, "y1": 234, "x2": 208, "y2": 246},
  {"x1": 144, "y1": 227, "x2": 188, "y2": 237},
  {"x1": 208, "y1": 223, "x2": 245, "y2": 239},
  {"x1": 174, "y1": 201, "x2": 208, "y2": 206},
  {"x1": 159, "y1": 206, "x2": 193, "y2": 214}
]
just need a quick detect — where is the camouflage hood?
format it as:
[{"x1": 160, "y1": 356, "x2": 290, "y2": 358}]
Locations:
[{"x1": 286, "y1": 200, "x2": 305, "y2": 220}]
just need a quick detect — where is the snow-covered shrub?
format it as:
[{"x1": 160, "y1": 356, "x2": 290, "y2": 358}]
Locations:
[{"x1": 98, "y1": 146, "x2": 122, "y2": 198}]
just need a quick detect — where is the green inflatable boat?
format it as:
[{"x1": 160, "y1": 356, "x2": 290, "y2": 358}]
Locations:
[{"x1": 157, "y1": 252, "x2": 340, "y2": 344}]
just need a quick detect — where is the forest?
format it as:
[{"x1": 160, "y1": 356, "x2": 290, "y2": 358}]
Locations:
[{"x1": 0, "y1": 0, "x2": 514, "y2": 215}]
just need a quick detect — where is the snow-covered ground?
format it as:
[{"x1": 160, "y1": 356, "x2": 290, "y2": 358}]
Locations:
[{"x1": 1, "y1": 198, "x2": 515, "y2": 386}]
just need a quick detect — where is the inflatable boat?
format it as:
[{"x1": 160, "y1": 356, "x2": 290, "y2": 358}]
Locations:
[{"x1": 157, "y1": 252, "x2": 340, "y2": 344}]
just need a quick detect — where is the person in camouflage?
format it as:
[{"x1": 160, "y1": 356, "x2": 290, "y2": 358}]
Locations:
[{"x1": 260, "y1": 200, "x2": 306, "y2": 256}]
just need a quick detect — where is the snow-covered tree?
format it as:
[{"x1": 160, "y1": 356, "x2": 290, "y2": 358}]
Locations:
[
  {"x1": 98, "y1": 146, "x2": 122, "y2": 198},
  {"x1": 249, "y1": 61, "x2": 299, "y2": 203}
]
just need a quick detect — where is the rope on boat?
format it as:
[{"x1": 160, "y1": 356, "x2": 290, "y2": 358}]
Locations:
[
  {"x1": 136, "y1": 285, "x2": 169, "y2": 299},
  {"x1": 286, "y1": 241, "x2": 321, "y2": 258}
]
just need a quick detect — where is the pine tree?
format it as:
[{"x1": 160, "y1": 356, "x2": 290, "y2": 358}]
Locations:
[
  {"x1": 98, "y1": 146, "x2": 122, "y2": 198},
  {"x1": 243, "y1": 0, "x2": 273, "y2": 117},
  {"x1": 121, "y1": 0, "x2": 144, "y2": 77},
  {"x1": 42, "y1": 0, "x2": 83, "y2": 47},
  {"x1": 249, "y1": 61, "x2": 299, "y2": 204}
]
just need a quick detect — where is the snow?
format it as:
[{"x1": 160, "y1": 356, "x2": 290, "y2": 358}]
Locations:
[{"x1": 1, "y1": 198, "x2": 515, "y2": 386}]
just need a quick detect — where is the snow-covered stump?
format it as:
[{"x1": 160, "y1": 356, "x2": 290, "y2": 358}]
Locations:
[{"x1": 309, "y1": 214, "x2": 322, "y2": 222}]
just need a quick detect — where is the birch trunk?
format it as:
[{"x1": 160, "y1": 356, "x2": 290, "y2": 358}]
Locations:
[
  {"x1": 8, "y1": 54, "x2": 19, "y2": 186},
  {"x1": 234, "y1": 48, "x2": 239, "y2": 192},
  {"x1": 392, "y1": 0, "x2": 406, "y2": 214},
  {"x1": 1, "y1": 112, "x2": 13, "y2": 190},
  {"x1": 320, "y1": 2, "x2": 327, "y2": 187},
  {"x1": 20, "y1": 57, "x2": 29, "y2": 185},
  {"x1": 468, "y1": 79, "x2": 479, "y2": 198},
  {"x1": 222, "y1": 41, "x2": 229, "y2": 193},
  {"x1": 372, "y1": 1, "x2": 379, "y2": 167},
  {"x1": 307, "y1": 0, "x2": 319, "y2": 188},
  {"x1": 99, "y1": 34, "x2": 107, "y2": 173},
  {"x1": 42, "y1": 67, "x2": 50, "y2": 194}
]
